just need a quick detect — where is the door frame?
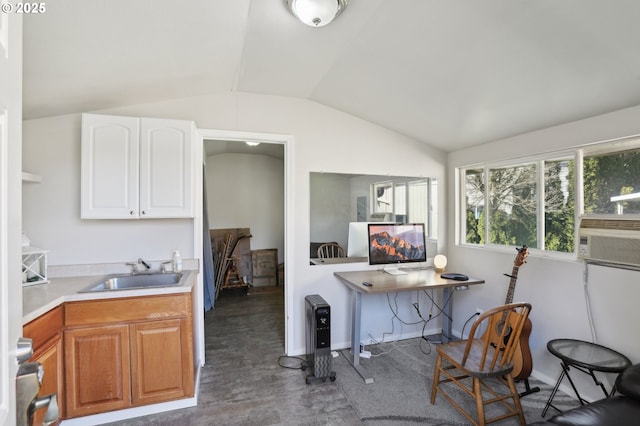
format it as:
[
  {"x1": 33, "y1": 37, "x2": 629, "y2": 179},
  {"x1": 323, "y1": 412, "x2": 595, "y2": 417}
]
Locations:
[
  {"x1": 0, "y1": 11, "x2": 23, "y2": 424},
  {"x1": 196, "y1": 128, "x2": 293, "y2": 358}
]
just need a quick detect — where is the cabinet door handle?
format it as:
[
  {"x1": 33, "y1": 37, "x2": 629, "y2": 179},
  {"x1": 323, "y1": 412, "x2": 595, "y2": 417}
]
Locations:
[
  {"x1": 130, "y1": 210, "x2": 135, "y2": 215},
  {"x1": 141, "y1": 210, "x2": 146, "y2": 215}
]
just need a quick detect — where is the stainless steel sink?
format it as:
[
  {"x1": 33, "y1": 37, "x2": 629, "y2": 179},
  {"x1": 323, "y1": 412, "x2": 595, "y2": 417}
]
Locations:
[{"x1": 79, "y1": 272, "x2": 183, "y2": 292}]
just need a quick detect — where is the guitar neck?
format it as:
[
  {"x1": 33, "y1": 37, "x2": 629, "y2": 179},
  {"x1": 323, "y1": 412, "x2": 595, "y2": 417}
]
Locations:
[{"x1": 504, "y1": 266, "x2": 519, "y2": 304}]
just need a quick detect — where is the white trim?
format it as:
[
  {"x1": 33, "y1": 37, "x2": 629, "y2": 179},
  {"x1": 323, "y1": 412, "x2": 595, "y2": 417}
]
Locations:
[
  {"x1": 0, "y1": 11, "x2": 7, "y2": 59},
  {"x1": 0, "y1": 108, "x2": 8, "y2": 425},
  {"x1": 197, "y1": 128, "x2": 294, "y2": 355}
]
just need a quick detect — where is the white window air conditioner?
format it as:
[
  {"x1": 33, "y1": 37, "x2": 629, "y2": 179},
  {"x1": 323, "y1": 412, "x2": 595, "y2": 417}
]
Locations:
[{"x1": 578, "y1": 217, "x2": 640, "y2": 267}]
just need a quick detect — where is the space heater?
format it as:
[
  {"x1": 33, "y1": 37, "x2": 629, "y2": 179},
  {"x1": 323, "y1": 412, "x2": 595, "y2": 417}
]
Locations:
[{"x1": 303, "y1": 294, "x2": 336, "y2": 384}]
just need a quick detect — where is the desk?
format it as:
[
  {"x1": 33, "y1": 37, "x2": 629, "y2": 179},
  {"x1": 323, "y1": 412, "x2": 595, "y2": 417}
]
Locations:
[
  {"x1": 542, "y1": 338, "x2": 631, "y2": 417},
  {"x1": 334, "y1": 268, "x2": 484, "y2": 384}
]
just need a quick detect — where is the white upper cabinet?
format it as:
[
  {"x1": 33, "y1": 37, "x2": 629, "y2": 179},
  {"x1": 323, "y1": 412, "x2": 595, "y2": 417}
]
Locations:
[{"x1": 81, "y1": 114, "x2": 194, "y2": 219}]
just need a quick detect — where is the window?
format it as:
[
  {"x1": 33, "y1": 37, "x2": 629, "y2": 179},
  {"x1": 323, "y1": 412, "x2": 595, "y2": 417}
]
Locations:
[
  {"x1": 488, "y1": 164, "x2": 537, "y2": 247},
  {"x1": 464, "y1": 169, "x2": 484, "y2": 244},
  {"x1": 584, "y1": 149, "x2": 640, "y2": 215},
  {"x1": 462, "y1": 158, "x2": 575, "y2": 253},
  {"x1": 544, "y1": 159, "x2": 575, "y2": 252},
  {"x1": 460, "y1": 137, "x2": 640, "y2": 254}
]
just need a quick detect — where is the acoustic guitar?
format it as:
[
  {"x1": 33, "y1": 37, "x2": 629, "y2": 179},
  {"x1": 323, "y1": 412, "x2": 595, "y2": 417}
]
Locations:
[{"x1": 501, "y1": 245, "x2": 533, "y2": 380}]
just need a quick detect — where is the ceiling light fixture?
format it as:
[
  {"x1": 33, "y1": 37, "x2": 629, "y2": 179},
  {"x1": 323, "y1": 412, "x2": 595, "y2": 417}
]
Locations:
[
  {"x1": 287, "y1": 0, "x2": 348, "y2": 27},
  {"x1": 245, "y1": 141, "x2": 261, "y2": 147}
]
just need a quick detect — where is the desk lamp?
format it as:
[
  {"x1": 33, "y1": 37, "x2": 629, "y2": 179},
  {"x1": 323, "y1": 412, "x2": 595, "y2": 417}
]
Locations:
[{"x1": 434, "y1": 255, "x2": 447, "y2": 272}]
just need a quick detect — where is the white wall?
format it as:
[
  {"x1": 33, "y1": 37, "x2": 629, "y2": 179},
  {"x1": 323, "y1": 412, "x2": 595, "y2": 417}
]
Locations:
[
  {"x1": 22, "y1": 92, "x2": 448, "y2": 362},
  {"x1": 205, "y1": 152, "x2": 284, "y2": 263},
  {"x1": 22, "y1": 114, "x2": 195, "y2": 266},
  {"x1": 447, "y1": 104, "x2": 640, "y2": 401}
]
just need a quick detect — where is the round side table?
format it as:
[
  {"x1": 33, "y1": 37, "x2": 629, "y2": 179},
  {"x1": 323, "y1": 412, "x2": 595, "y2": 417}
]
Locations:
[{"x1": 542, "y1": 338, "x2": 631, "y2": 417}]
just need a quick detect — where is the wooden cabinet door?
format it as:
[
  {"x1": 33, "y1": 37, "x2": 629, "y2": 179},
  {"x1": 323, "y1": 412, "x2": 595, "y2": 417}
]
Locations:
[
  {"x1": 31, "y1": 337, "x2": 64, "y2": 424},
  {"x1": 130, "y1": 318, "x2": 194, "y2": 406},
  {"x1": 139, "y1": 118, "x2": 194, "y2": 218},
  {"x1": 81, "y1": 113, "x2": 140, "y2": 219},
  {"x1": 64, "y1": 324, "x2": 131, "y2": 417},
  {"x1": 24, "y1": 305, "x2": 65, "y2": 422}
]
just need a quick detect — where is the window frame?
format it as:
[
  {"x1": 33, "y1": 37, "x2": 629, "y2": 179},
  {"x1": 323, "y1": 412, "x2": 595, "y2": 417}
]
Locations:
[{"x1": 457, "y1": 135, "x2": 640, "y2": 257}]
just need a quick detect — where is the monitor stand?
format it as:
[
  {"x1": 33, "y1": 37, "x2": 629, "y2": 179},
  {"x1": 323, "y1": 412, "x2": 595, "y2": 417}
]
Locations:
[{"x1": 383, "y1": 265, "x2": 407, "y2": 275}]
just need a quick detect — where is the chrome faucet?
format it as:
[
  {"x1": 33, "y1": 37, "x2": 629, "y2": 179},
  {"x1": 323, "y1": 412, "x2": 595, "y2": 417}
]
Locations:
[
  {"x1": 160, "y1": 261, "x2": 172, "y2": 273},
  {"x1": 125, "y1": 258, "x2": 151, "y2": 275},
  {"x1": 138, "y1": 258, "x2": 151, "y2": 271}
]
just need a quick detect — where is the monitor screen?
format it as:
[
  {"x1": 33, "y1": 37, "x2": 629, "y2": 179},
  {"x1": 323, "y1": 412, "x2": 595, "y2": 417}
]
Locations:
[{"x1": 368, "y1": 223, "x2": 427, "y2": 266}]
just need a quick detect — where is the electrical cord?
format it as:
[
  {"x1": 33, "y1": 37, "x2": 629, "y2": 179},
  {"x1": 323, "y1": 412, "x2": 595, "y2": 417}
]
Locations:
[
  {"x1": 421, "y1": 288, "x2": 453, "y2": 322},
  {"x1": 372, "y1": 288, "x2": 455, "y2": 357},
  {"x1": 460, "y1": 312, "x2": 480, "y2": 339},
  {"x1": 386, "y1": 292, "x2": 423, "y2": 326}
]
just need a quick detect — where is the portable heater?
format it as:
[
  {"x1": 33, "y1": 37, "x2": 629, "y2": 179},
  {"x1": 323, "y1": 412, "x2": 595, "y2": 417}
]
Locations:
[{"x1": 303, "y1": 294, "x2": 336, "y2": 384}]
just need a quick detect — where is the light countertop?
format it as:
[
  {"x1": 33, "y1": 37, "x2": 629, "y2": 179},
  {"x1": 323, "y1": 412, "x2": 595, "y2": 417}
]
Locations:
[{"x1": 22, "y1": 269, "x2": 198, "y2": 325}]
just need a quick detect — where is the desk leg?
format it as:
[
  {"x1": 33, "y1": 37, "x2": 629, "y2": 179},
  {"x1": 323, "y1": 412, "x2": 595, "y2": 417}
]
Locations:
[
  {"x1": 441, "y1": 287, "x2": 453, "y2": 343},
  {"x1": 344, "y1": 289, "x2": 374, "y2": 384}
]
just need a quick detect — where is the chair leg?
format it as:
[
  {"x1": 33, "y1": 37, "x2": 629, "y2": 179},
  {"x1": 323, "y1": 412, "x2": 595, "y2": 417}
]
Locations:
[
  {"x1": 473, "y1": 377, "x2": 485, "y2": 426},
  {"x1": 431, "y1": 353, "x2": 442, "y2": 404},
  {"x1": 505, "y1": 374, "x2": 526, "y2": 426}
]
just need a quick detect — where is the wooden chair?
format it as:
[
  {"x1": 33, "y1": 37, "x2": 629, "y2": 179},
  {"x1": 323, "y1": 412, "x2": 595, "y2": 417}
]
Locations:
[
  {"x1": 430, "y1": 302, "x2": 532, "y2": 426},
  {"x1": 317, "y1": 243, "x2": 345, "y2": 259}
]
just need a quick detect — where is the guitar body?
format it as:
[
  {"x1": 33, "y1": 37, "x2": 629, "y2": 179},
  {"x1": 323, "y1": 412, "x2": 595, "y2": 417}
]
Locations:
[{"x1": 511, "y1": 317, "x2": 533, "y2": 380}]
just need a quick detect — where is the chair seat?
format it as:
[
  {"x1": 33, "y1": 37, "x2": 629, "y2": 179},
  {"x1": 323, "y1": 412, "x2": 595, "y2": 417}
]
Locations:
[{"x1": 437, "y1": 340, "x2": 514, "y2": 378}]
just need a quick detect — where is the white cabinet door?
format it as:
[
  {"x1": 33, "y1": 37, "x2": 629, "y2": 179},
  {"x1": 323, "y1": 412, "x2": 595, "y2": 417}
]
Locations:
[
  {"x1": 139, "y1": 118, "x2": 194, "y2": 218},
  {"x1": 81, "y1": 114, "x2": 194, "y2": 219},
  {"x1": 81, "y1": 114, "x2": 140, "y2": 219}
]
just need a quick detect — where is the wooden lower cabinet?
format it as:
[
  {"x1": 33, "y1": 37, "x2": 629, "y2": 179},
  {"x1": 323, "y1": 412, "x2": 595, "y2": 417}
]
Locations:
[
  {"x1": 64, "y1": 324, "x2": 132, "y2": 417},
  {"x1": 130, "y1": 319, "x2": 194, "y2": 406},
  {"x1": 64, "y1": 294, "x2": 194, "y2": 418},
  {"x1": 23, "y1": 305, "x2": 65, "y2": 424}
]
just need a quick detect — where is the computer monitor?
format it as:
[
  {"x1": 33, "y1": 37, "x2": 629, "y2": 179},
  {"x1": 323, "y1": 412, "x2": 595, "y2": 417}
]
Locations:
[
  {"x1": 347, "y1": 222, "x2": 369, "y2": 258},
  {"x1": 368, "y1": 223, "x2": 427, "y2": 274}
]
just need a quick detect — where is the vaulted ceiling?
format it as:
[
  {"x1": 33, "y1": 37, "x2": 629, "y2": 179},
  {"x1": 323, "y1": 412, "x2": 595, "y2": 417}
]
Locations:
[{"x1": 22, "y1": 0, "x2": 640, "y2": 152}]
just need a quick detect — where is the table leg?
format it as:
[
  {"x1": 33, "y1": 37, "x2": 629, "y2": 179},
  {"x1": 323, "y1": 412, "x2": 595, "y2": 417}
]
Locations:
[
  {"x1": 562, "y1": 362, "x2": 589, "y2": 406},
  {"x1": 587, "y1": 368, "x2": 613, "y2": 398},
  {"x1": 542, "y1": 366, "x2": 567, "y2": 417},
  {"x1": 441, "y1": 287, "x2": 453, "y2": 343},
  {"x1": 343, "y1": 289, "x2": 374, "y2": 384}
]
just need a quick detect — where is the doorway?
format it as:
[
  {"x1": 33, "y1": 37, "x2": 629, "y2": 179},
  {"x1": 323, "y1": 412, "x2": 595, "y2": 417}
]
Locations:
[{"x1": 199, "y1": 129, "x2": 291, "y2": 355}]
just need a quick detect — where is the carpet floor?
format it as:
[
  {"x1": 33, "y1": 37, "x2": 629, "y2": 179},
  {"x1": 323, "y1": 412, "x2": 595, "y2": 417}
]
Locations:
[
  {"x1": 102, "y1": 287, "x2": 579, "y2": 425},
  {"x1": 333, "y1": 338, "x2": 580, "y2": 425}
]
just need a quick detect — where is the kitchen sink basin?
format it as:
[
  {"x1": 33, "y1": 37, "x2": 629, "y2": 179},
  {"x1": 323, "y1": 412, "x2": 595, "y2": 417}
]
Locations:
[{"x1": 79, "y1": 272, "x2": 183, "y2": 292}]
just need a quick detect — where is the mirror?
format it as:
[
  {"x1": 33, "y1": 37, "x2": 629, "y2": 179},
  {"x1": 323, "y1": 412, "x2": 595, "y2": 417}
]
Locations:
[{"x1": 310, "y1": 172, "x2": 438, "y2": 264}]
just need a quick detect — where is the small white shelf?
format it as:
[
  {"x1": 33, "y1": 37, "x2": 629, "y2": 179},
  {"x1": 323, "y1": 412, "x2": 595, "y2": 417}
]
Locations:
[
  {"x1": 22, "y1": 246, "x2": 49, "y2": 286},
  {"x1": 22, "y1": 172, "x2": 42, "y2": 183}
]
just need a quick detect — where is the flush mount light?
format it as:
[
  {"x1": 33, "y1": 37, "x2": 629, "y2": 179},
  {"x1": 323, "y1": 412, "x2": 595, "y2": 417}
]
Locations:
[
  {"x1": 287, "y1": 0, "x2": 348, "y2": 27},
  {"x1": 245, "y1": 141, "x2": 261, "y2": 147}
]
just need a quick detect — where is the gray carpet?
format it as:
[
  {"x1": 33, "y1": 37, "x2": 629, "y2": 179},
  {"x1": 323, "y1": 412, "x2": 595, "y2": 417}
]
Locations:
[{"x1": 332, "y1": 338, "x2": 580, "y2": 425}]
